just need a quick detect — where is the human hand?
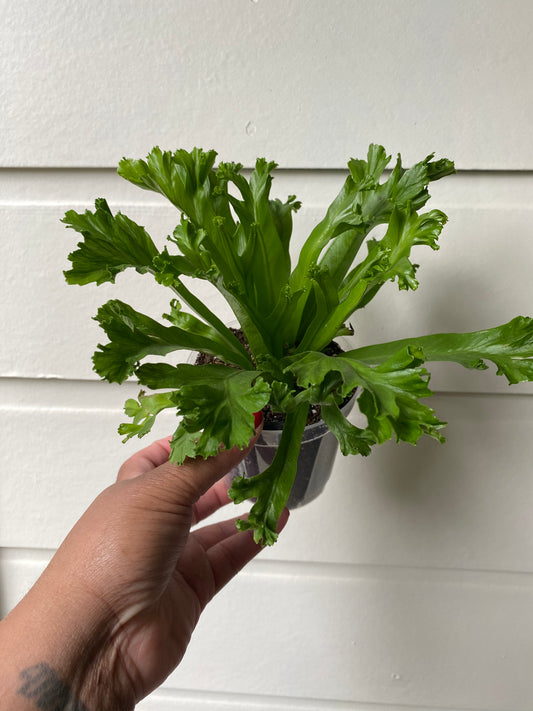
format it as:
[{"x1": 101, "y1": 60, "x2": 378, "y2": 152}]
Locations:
[{"x1": 0, "y1": 427, "x2": 288, "y2": 711}]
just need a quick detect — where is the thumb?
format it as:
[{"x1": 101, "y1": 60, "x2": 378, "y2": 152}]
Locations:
[{"x1": 137, "y1": 429, "x2": 262, "y2": 508}]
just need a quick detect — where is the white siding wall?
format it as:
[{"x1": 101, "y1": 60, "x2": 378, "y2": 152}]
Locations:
[{"x1": 2, "y1": 1, "x2": 533, "y2": 709}]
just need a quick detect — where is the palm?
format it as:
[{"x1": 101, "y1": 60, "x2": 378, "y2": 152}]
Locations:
[{"x1": 107, "y1": 439, "x2": 273, "y2": 701}]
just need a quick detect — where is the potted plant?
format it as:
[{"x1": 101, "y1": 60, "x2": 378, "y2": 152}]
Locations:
[{"x1": 63, "y1": 144, "x2": 533, "y2": 545}]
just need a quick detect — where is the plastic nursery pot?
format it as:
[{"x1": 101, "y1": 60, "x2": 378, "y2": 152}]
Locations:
[{"x1": 230, "y1": 394, "x2": 356, "y2": 509}]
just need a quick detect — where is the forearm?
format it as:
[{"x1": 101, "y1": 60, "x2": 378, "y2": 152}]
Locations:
[{"x1": 0, "y1": 565, "x2": 135, "y2": 711}]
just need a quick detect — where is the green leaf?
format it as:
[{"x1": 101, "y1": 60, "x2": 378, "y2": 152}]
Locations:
[
  {"x1": 284, "y1": 348, "x2": 446, "y2": 447},
  {"x1": 63, "y1": 198, "x2": 159, "y2": 285},
  {"x1": 293, "y1": 268, "x2": 341, "y2": 351},
  {"x1": 118, "y1": 146, "x2": 221, "y2": 225},
  {"x1": 349, "y1": 316, "x2": 533, "y2": 385},
  {"x1": 93, "y1": 299, "x2": 250, "y2": 383},
  {"x1": 284, "y1": 146, "x2": 454, "y2": 350},
  {"x1": 118, "y1": 149, "x2": 283, "y2": 359},
  {"x1": 350, "y1": 206, "x2": 448, "y2": 303},
  {"x1": 268, "y1": 381, "x2": 297, "y2": 413},
  {"x1": 269, "y1": 194, "x2": 301, "y2": 253},
  {"x1": 320, "y1": 396, "x2": 376, "y2": 456},
  {"x1": 293, "y1": 239, "x2": 388, "y2": 353},
  {"x1": 348, "y1": 143, "x2": 391, "y2": 189},
  {"x1": 118, "y1": 390, "x2": 177, "y2": 441},
  {"x1": 229, "y1": 403, "x2": 309, "y2": 545},
  {"x1": 318, "y1": 228, "x2": 367, "y2": 289},
  {"x1": 295, "y1": 206, "x2": 448, "y2": 353},
  {"x1": 222, "y1": 158, "x2": 295, "y2": 330},
  {"x1": 136, "y1": 363, "x2": 271, "y2": 462},
  {"x1": 291, "y1": 145, "x2": 455, "y2": 293},
  {"x1": 118, "y1": 150, "x2": 251, "y2": 300},
  {"x1": 157, "y1": 218, "x2": 217, "y2": 280}
]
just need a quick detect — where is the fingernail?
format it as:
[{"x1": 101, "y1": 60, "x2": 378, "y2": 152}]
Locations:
[{"x1": 254, "y1": 411, "x2": 263, "y2": 429}]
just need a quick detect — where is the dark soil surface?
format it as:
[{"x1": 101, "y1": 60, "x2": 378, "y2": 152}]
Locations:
[{"x1": 194, "y1": 329, "x2": 352, "y2": 427}]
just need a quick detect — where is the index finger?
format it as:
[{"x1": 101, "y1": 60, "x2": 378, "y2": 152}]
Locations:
[{"x1": 191, "y1": 477, "x2": 232, "y2": 526}]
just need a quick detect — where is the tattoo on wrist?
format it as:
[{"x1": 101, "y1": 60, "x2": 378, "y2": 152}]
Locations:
[{"x1": 18, "y1": 663, "x2": 89, "y2": 711}]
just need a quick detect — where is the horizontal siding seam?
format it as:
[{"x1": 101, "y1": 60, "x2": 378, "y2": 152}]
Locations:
[
  {"x1": 2, "y1": 376, "x2": 533, "y2": 398},
  {"x1": 249, "y1": 559, "x2": 533, "y2": 587},
  {"x1": 3, "y1": 547, "x2": 533, "y2": 588},
  {"x1": 2, "y1": 167, "x2": 533, "y2": 175},
  {"x1": 145, "y1": 685, "x2": 512, "y2": 711}
]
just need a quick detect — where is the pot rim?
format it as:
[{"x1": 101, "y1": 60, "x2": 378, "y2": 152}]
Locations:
[{"x1": 258, "y1": 392, "x2": 356, "y2": 444}]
